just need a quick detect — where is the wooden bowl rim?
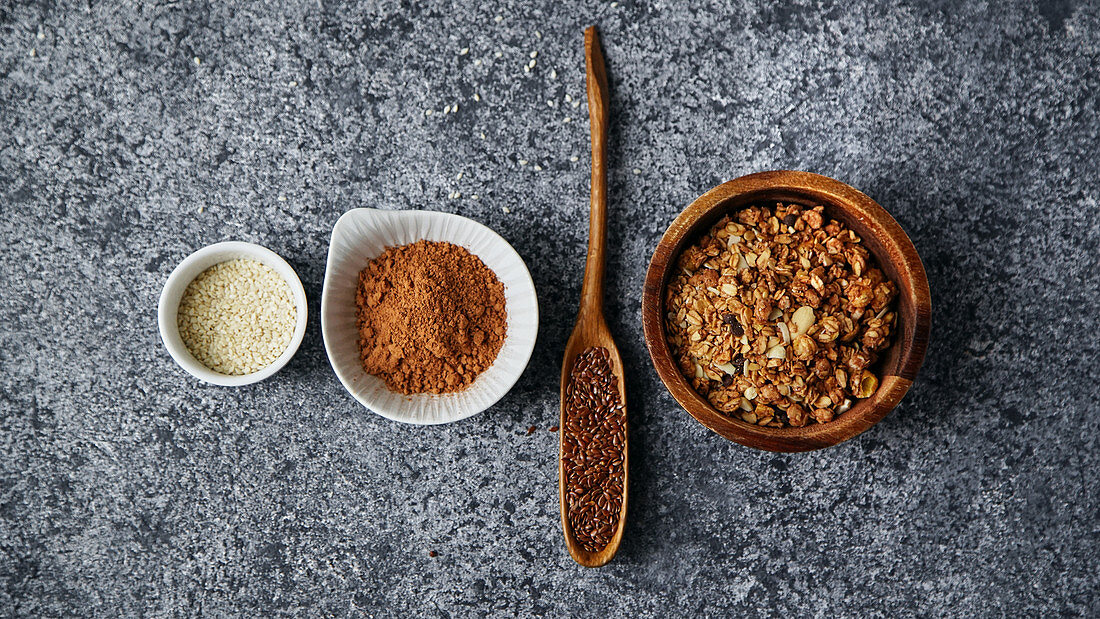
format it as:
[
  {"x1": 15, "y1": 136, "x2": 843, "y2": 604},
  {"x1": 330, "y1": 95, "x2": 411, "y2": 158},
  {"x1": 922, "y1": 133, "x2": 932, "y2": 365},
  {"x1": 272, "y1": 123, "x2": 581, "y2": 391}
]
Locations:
[{"x1": 642, "y1": 170, "x2": 931, "y2": 452}]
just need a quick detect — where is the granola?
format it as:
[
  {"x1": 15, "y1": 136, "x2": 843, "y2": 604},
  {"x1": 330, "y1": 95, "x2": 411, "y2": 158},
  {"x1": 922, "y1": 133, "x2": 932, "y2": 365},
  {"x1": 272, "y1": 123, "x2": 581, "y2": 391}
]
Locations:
[{"x1": 664, "y1": 203, "x2": 899, "y2": 427}]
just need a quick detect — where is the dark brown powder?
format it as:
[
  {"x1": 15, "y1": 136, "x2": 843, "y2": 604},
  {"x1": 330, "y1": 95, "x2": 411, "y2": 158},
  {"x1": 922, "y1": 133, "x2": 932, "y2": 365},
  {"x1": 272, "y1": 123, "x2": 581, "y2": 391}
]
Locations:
[{"x1": 355, "y1": 240, "x2": 507, "y2": 394}]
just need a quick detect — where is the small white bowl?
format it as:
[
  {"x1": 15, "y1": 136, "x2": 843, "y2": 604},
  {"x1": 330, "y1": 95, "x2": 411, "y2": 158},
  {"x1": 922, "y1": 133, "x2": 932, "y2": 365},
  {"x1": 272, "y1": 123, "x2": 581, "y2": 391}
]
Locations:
[
  {"x1": 321, "y1": 208, "x2": 539, "y2": 425},
  {"x1": 158, "y1": 241, "x2": 309, "y2": 386}
]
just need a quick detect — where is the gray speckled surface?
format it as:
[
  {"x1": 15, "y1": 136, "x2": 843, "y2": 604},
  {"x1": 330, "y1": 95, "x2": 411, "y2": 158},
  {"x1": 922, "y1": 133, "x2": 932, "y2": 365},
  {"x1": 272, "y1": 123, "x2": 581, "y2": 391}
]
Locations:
[{"x1": 2, "y1": 0, "x2": 1098, "y2": 616}]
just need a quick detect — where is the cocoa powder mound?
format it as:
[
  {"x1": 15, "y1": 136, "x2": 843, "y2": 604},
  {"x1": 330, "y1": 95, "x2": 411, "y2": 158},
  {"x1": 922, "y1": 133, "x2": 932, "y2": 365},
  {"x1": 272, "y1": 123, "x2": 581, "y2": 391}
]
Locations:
[{"x1": 355, "y1": 240, "x2": 507, "y2": 394}]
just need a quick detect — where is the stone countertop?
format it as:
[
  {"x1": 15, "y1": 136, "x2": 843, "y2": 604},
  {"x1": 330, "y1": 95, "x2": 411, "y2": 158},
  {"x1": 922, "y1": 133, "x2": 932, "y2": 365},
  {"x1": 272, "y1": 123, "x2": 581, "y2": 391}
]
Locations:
[{"x1": 1, "y1": 0, "x2": 1098, "y2": 616}]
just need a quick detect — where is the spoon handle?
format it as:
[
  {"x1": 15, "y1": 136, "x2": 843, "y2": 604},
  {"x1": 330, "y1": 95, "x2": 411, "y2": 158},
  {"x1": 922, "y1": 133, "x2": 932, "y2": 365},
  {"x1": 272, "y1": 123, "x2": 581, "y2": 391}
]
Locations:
[{"x1": 580, "y1": 26, "x2": 610, "y2": 319}]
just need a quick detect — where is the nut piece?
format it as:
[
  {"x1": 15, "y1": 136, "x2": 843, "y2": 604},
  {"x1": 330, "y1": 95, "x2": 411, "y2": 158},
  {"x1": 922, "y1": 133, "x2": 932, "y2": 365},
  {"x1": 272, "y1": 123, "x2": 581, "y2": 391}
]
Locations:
[
  {"x1": 791, "y1": 305, "x2": 815, "y2": 336},
  {"x1": 854, "y1": 370, "x2": 878, "y2": 399}
]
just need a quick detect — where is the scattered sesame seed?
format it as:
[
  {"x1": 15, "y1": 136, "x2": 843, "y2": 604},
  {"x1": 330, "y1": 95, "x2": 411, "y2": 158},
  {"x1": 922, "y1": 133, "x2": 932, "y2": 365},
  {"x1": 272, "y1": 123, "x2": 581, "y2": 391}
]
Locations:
[
  {"x1": 198, "y1": 206, "x2": 205, "y2": 213},
  {"x1": 472, "y1": 195, "x2": 479, "y2": 200},
  {"x1": 473, "y1": 93, "x2": 480, "y2": 101},
  {"x1": 443, "y1": 105, "x2": 451, "y2": 114},
  {"x1": 570, "y1": 156, "x2": 579, "y2": 162},
  {"x1": 480, "y1": 132, "x2": 486, "y2": 140},
  {"x1": 37, "y1": 31, "x2": 45, "y2": 40},
  {"x1": 633, "y1": 168, "x2": 642, "y2": 174},
  {"x1": 288, "y1": 80, "x2": 298, "y2": 87},
  {"x1": 456, "y1": 172, "x2": 463, "y2": 180},
  {"x1": 495, "y1": 50, "x2": 503, "y2": 58},
  {"x1": 474, "y1": 59, "x2": 482, "y2": 66},
  {"x1": 535, "y1": 31, "x2": 542, "y2": 39},
  {"x1": 563, "y1": 117, "x2": 572, "y2": 123},
  {"x1": 572, "y1": 101, "x2": 580, "y2": 108},
  {"x1": 550, "y1": 69, "x2": 557, "y2": 79},
  {"x1": 425, "y1": 109, "x2": 433, "y2": 116},
  {"x1": 278, "y1": 195, "x2": 287, "y2": 201},
  {"x1": 524, "y1": 65, "x2": 530, "y2": 73},
  {"x1": 459, "y1": 47, "x2": 469, "y2": 55},
  {"x1": 29, "y1": 48, "x2": 36, "y2": 57},
  {"x1": 502, "y1": 206, "x2": 511, "y2": 214},
  {"x1": 494, "y1": 15, "x2": 503, "y2": 22},
  {"x1": 452, "y1": 102, "x2": 459, "y2": 113},
  {"x1": 565, "y1": 94, "x2": 572, "y2": 102},
  {"x1": 194, "y1": 57, "x2": 200, "y2": 65},
  {"x1": 530, "y1": 51, "x2": 538, "y2": 59},
  {"x1": 534, "y1": 165, "x2": 543, "y2": 171},
  {"x1": 529, "y1": 59, "x2": 536, "y2": 69},
  {"x1": 519, "y1": 159, "x2": 528, "y2": 166},
  {"x1": 548, "y1": 100, "x2": 556, "y2": 107},
  {"x1": 611, "y1": 1, "x2": 619, "y2": 6},
  {"x1": 455, "y1": 191, "x2": 461, "y2": 198}
]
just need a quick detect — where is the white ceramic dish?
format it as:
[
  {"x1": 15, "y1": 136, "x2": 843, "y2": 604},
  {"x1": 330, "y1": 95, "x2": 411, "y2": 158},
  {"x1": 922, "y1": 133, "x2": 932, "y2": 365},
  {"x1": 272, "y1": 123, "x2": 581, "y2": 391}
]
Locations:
[
  {"x1": 321, "y1": 208, "x2": 539, "y2": 425},
  {"x1": 158, "y1": 241, "x2": 309, "y2": 386}
]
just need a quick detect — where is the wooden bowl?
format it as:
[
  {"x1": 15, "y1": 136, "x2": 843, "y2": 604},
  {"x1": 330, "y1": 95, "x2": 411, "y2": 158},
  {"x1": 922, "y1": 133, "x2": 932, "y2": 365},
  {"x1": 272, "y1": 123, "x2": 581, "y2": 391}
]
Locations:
[{"x1": 642, "y1": 170, "x2": 931, "y2": 452}]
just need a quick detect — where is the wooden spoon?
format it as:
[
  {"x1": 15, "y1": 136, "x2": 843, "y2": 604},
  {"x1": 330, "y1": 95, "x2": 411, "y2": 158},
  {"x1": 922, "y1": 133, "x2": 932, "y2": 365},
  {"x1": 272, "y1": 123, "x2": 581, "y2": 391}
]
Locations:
[{"x1": 558, "y1": 26, "x2": 628, "y2": 568}]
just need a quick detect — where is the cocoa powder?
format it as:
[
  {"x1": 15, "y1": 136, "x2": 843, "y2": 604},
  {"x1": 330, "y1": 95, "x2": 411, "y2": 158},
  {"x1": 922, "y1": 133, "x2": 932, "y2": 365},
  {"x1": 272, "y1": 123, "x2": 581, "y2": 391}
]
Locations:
[{"x1": 355, "y1": 240, "x2": 507, "y2": 394}]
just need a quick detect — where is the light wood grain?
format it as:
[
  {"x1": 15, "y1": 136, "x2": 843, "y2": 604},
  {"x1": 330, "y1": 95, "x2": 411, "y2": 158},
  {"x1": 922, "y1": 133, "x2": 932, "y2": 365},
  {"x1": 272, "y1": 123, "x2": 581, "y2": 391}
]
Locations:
[
  {"x1": 641, "y1": 170, "x2": 932, "y2": 452},
  {"x1": 558, "y1": 26, "x2": 628, "y2": 568}
]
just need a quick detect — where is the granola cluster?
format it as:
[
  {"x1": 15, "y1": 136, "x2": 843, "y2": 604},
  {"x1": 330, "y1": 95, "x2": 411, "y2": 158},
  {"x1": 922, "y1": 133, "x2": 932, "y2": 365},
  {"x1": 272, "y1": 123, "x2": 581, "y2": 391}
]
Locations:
[{"x1": 664, "y1": 203, "x2": 899, "y2": 427}]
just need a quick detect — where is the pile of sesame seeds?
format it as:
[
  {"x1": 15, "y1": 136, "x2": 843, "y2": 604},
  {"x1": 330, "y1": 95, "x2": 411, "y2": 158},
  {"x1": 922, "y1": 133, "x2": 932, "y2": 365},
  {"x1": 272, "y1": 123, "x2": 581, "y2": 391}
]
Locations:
[{"x1": 176, "y1": 259, "x2": 297, "y2": 376}]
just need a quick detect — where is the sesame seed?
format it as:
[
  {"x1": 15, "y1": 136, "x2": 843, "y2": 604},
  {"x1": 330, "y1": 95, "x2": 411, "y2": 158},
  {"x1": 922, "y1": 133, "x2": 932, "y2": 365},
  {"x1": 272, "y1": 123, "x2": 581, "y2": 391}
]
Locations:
[
  {"x1": 494, "y1": 15, "x2": 503, "y2": 22},
  {"x1": 572, "y1": 101, "x2": 580, "y2": 108},
  {"x1": 472, "y1": 195, "x2": 479, "y2": 200},
  {"x1": 611, "y1": 1, "x2": 619, "y2": 6},
  {"x1": 473, "y1": 93, "x2": 480, "y2": 101},
  {"x1": 459, "y1": 47, "x2": 469, "y2": 55},
  {"x1": 278, "y1": 195, "x2": 287, "y2": 202},
  {"x1": 474, "y1": 59, "x2": 482, "y2": 66},
  {"x1": 456, "y1": 172, "x2": 463, "y2": 180},
  {"x1": 534, "y1": 165, "x2": 543, "y2": 171},
  {"x1": 480, "y1": 132, "x2": 486, "y2": 140},
  {"x1": 288, "y1": 81, "x2": 298, "y2": 87},
  {"x1": 570, "y1": 156, "x2": 579, "y2": 162},
  {"x1": 30, "y1": 48, "x2": 36, "y2": 57},
  {"x1": 563, "y1": 117, "x2": 572, "y2": 123},
  {"x1": 502, "y1": 206, "x2": 511, "y2": 214},
  {"x1": 530, "y1": 51, "x2": 538, "y2": 59},
  {"x1": 519, "y1": 159, "x2": 528, "y2": 166},
  {"x1": 495, "y1": 51, "x2": 503, "y2": 58},
  {"x1": 565, "y1": 94, "x2": 572, "y2": 102},
  {"x1": 455, "y1": 191, "x2": 461, "y2": 198},
  {"x1": 550, "y1": 69, "x2": 557, "y2": 79},
  {"x1": 633, "y1": 168, "x2": 642, "y2": 174},
  {"x1": 536, "y1": 31, "x2": 542, "y2": 39},
  {"x1": 37, "y1": 32, "x2": 45, "y2": 40},
  {"x1": 524, "y1": 65, "x2": 530, "y2": 73},
  {"x1": 529, "y1": 59, "x2": 536, "y2": 69},
  {"x1": 425, "y1": 109, "x2": 433, "y2": 116},
  {"x1": 193, "y1": 57, "x2": 200, "y2": 65},
  {"x1": 198, "y1": 206, "x2": 205, "y2": 213},
  {"x1": 548, "y1": 100, "x2": 556, "y2": 107},
  {"x1": 452, "y1": 103, "x2": 459, "y2": 113}
]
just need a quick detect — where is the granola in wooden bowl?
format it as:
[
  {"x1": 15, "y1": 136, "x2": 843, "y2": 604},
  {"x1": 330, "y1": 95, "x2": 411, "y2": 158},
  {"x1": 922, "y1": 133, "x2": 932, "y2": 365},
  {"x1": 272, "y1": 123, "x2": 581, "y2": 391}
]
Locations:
[{"x1": 664, "y1": 202, "x2": 899, "y2": 428}]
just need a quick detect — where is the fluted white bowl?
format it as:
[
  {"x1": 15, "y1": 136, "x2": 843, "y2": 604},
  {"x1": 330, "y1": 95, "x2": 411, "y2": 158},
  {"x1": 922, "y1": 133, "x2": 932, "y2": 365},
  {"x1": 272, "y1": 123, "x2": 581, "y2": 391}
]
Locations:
[{"x1": 321, "y1": 208, "x2": 539, "y2": 424}]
